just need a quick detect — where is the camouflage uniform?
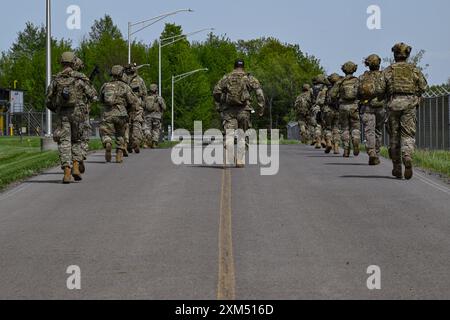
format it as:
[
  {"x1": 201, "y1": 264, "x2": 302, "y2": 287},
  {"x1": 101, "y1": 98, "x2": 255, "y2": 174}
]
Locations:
[
  {"x1": 143, "y1": 84, "x2": 167, "y2": 147},
  {"x1": 46, "y1": 53, "x2": 97, "y2": 181},
  {"x1": 294, "y1": 84, "x2": 313, "y2": 144},
  {"x1": 382, "y1": 43, "x2": 428, "y2": 179},
  {"x1": 324, "y1": 73, "x2": 342, "y2": 154},
  {"x1": 125, "y1": 64, "x2": 147, "y2": 152},
  {"x1": 72, "y1": 57, "x2": 97, "y2": 161},
  {"x1": 332, "y1": 62, "x2": 361, "y2": 157},
  {"x1": 359, "y1": 55, "x2": 386, "y2": 165},
  {"x1": 213, "y1": 60, "x2": 265, "y2": 167},
  {"x1": 311, "y1": 75, "x2": 329, "y2": 149},
  {"x1": 99, "y1": 66, "x2": 140, "y2": 163}
]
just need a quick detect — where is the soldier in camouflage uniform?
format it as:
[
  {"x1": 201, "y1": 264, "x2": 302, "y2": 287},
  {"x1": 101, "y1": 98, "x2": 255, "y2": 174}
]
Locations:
[
  {"x1": 213, "y1": 59, "x2": 265, "y2": 168},
  {"x1": 331, "y1": 62, "x2": 361, "y2": 158},
  {"x1": 323, "y1": 73, "x2": 342, "y2": 154},
  {"x1": 359, "y1": 54, "x2": 386, "y2": 166},
  {"x1": 72, "y1": 57, "x2": 97, "y2": 173},
  {"x1": 294, "y1": 84, "x2": 313, "y2": 144},
  {"x1": 46, "y1": 52, "x2": 98, "y2": 184},
  {"x1": 99, "y1": 65, "x2": 140, "y2": 164},
  {"x1": 124, "y1": 63, "x2": 147, "y2": 154},
  {"x1": 143, "y1": 84, "x2": 166, "y2": 148},
  {"x1": 311, "y1": 75, "x2": 329, "y2": 149},
  {"x1": 382, "y1": 43, "x2": 428, "y2": 180}
]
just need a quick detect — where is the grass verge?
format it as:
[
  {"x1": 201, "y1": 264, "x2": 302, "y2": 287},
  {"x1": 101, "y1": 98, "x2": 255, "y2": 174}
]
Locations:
[
  {"x1": 0, "y1": 137, "x2": 103, "y2": 191},
  {"x1": 360, "y1": 145, "x2": 450, "y2": 178}
]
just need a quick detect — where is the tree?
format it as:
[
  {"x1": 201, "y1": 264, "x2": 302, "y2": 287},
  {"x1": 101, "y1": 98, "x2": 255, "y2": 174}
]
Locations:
[
  {"x1": 0, "y1": 22, "x2": 72, "y2": 110},
  {"x1": 88, "y1": 15, "x2": 122, "y2": 42}
]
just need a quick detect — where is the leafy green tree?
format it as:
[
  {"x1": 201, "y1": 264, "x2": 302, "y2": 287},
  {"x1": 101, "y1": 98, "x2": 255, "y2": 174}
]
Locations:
[{"x1": 0, "y1": 22, "x2": 72, "y2": 110}]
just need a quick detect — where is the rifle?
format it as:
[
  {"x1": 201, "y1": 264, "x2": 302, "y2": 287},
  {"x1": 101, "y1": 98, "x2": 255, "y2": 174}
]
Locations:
[{"x1": 89, "y1": 65, "x2": 100, "y2": 82}]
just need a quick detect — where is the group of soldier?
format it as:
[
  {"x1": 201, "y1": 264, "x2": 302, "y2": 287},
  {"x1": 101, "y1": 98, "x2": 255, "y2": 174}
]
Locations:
[
  {"x1": 45, "y1": 41, "x2": 427, "y2": 183},
  {"x1": 46, "y1": 52, "x2": 166, "y2": 184},
  {"x1": 295, "y1": 42, "x2": 428, "y2": 180}
]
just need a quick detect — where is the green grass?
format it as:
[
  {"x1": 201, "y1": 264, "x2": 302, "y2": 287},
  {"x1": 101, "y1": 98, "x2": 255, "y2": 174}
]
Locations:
[
  {"x1": 0, "y1": 137, "x2": 103, "y2": 190},
  {"x1": 413, "y1": 150, "x2": 450, "y2": 178},
  {"x1": 360, "y1": 145, "x2": 450, "y2": 178}
]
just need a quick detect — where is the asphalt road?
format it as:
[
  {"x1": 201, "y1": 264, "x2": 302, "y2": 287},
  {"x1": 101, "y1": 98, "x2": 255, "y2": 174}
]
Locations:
[{"x1": 0, "y1": 144, "x2": 449, "y2": 299}]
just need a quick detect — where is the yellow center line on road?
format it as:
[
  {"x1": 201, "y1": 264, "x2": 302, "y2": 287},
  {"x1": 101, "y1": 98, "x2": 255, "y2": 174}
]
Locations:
[{"x1": 217, "y1": 167, "x2": 236, "y2": 300}]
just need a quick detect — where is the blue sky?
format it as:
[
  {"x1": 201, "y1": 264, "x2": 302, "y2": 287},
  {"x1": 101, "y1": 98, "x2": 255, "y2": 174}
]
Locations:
[{"x1": 1, "y1": 0, "x2": 449, "y2": 84}]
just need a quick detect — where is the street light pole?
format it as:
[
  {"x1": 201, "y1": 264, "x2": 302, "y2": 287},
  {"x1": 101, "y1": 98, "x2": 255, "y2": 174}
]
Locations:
[
  {"x1": 171, "y1": 68, "x2": 208, "y2": 141},
  {"x1": 159, "y1": 28, "x2": 214, "y2": 97},
  {"x1": 45, "y1": 0, "x2": 52, "y2": 136},
  {"x1": 127, "y1": 9, "x2": 193, "y2": 64}
]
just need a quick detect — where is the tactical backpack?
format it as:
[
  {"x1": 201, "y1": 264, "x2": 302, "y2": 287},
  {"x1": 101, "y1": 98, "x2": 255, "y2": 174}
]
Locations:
[
  {"x1": 102, "y1": 82, "x2": 118, "y2": 106},
  {"x1": 339, "y1": 77, "x2": 359, "y2": 101},
  {"x1": 225, "y1": 72, "x2": 250, "y2": 106},
  {"x1": 53, "y1": 74, "x2": 80, "y2": 108},
  {"x1": 145, "y1": 96, "x2": 160, "y2": 113},
  {"x1": 390, "y1": 63, "x2": 416, "y2": 95},
  {"x1": 359, "y1": 71, "x2": 378, "y2": 100}
]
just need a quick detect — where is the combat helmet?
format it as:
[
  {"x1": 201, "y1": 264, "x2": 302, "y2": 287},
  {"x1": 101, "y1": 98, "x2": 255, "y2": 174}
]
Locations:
[
  {"x1": 73, "y1": 57, "x2": 85, "y2": 71},
  {"x1": 60, "y1": 52, "x2": 76, "y2": 66},
  {"x1": 313, "y1": 74, "x2": 329, "y2": 86},
  {"x1": 364, "y1": 54, "x2": 382, "y2": 70},
  {"x1": 110, "y1": 65, "x2": 124, "y2": 78},
  {"x1": 392, "y1": 42, "x2": 412, "y2": 61},
  {"x1": 124, "y1": 63, "x2": 137, "y2": 75},
  {"x1": 341, "y1": 61, "x2": 358, "y2": 75},
  {"x1": 302, "y1": 84, "x2": 311, "y2": 92},
  {"x1": 149, "y1": 84, "x2": 158, "y2": 94},
  {"x1": 328, "y1": 73, "x2": 341, "y2": 84},
  {"x1": 234, "y1": 59, "x2": 245, "y2": 69}
]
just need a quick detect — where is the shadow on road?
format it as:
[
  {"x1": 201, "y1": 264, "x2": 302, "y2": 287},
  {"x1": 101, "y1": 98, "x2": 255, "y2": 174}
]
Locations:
[
  {"x1": 24, "y1": 180, "x2": 64, "y2": 185},
  {"x1": 85, "y1": 161, "x2": 106, "y2": 164},
  {"x1": 307, "y1": 155, "x2": 343, "y2": 158},
  {"x1": 325, "y1": 163, "x2": 368, "y2": 166},
  {"x1": 340, "y1": 175, "x2": 397, "y2": 180},
  {"x1": 187, "y1": 165, "x2": 224, "y2": 170}
]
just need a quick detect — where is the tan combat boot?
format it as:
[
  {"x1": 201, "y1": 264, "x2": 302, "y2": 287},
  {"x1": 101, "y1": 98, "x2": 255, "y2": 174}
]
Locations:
[
  {"x1": 392, "y1": 162, "x2": 403, "y2": 179},
  {"x1": 353, "y1": 139, "x2": 360, "y2": 157},
  {"x1": 404, "y1": 156, "x2": 413, "y2": 180},
  {"x1": 133, "y1": 143, "x2": 140, "y2": 154},
  {"x1": 116, "y1": 149, "x2": 124, "y2": 163},
  {"x1": 79, "y1": 161, "x2": 86, "y2": 174},
  {"x1": 368, "y1": 150, "x2": 378, "y2": 166},
  {"x1": 343, "y1": 149, "x2": 350, "y2": 158},
  {"x1": 72, "y1": 161, "x2": 83, "y2": 181},
  {"x1": 63, "y1": 166, "x2": 72, "y2": 184},
  {"x1": 333, "y1": 142, "x2": 340, "y2": 155},
  {"x1": 123, "y1": 147, "x2": 129, "y2": 157},
  {"x1": 325, "y1": 138, "x2": 332, "y2": 154},
  {"x1": 236, "y1": 159, "x2": 245, "y2": 169},
  {"x1": 105, "y1": 143, "x2": 112, "y2": 163},
  {"x1": 315, "y1": 136, "x2": 322, "y2": 149}
]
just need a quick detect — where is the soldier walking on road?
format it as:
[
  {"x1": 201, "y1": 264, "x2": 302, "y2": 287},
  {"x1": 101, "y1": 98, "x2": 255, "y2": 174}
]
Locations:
[
  {"x1": 294, "y1": 84, "x2": 313, "y2": 144},
  {"x1": 124, "y1": 63, "x2": 147, "y2": 154},
  {"x1": 143, "y1": 84, "x2": 166, "y2": 149},
  {"x1": 99, "y1": 65, "x2": 140, "y2": 164},
  {"x1": 72, "y1": 57, "x2": 97, "y2": 174},
  {"x1": 46, "y1": 52, "x2": 98, "y2": 184},
  {"x1": 359, "y1": 54, "x2": 386, "y2": 166},
  {"x1": 213, "y1": 59, "x2": 265, "y2": 168},
  {"x1": 325, "y1": 73, "x2": 343, "y2": 154},
  {"x1": 383, "y1": 43, "x2": 428, "y2": 179},
  {"x1": 331, "y1": 61, "x2": 361, "y2": 158},
  {"x1": 311, "y1": 75, "x2": 329, "y2": 149}
]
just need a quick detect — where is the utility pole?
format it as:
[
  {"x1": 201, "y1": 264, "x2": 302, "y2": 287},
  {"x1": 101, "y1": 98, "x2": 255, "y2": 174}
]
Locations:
[{"x1": 45, "y1": 0, "x2": 52, "y2": 137}]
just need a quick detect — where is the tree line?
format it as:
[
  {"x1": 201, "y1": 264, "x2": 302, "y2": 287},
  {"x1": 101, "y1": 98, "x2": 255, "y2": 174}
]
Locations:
[{"x1": 0, "y1": 15, "x2": 326, "y2": 131}]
